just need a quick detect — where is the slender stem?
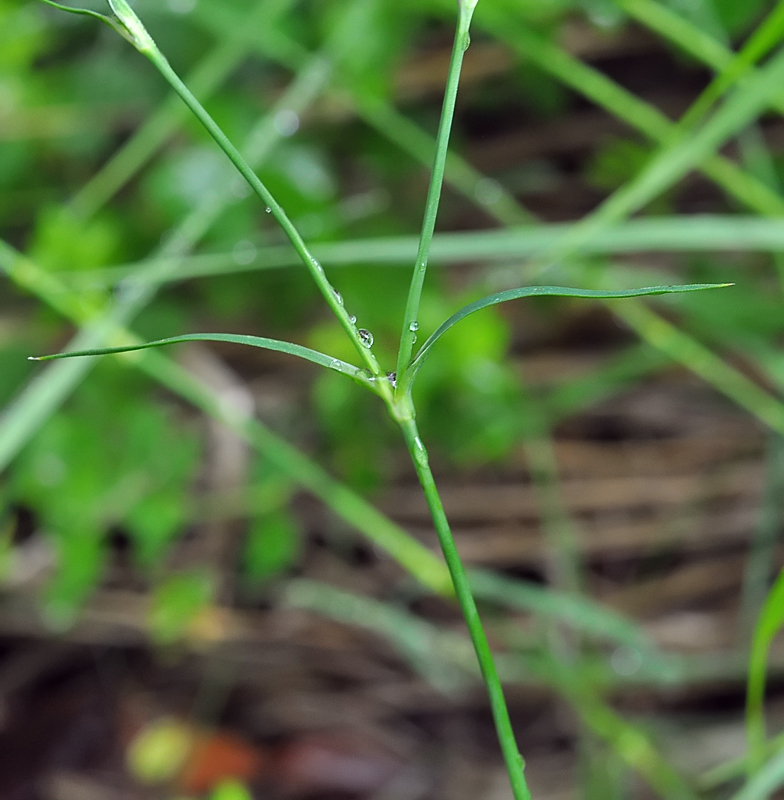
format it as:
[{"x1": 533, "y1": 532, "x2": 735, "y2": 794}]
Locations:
[
  {"x1": 138, "y1": 40, "x2": 387, "y2": 385},
  {"x1": 396, "y1": 6, "x2": 474, "y2": 380},
  {"x1": 398, "y1": 414, "x2": 531, "y2": 800}
]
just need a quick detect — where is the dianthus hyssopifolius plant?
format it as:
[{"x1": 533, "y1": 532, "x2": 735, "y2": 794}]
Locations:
[{"x1": 33, "y1": 1, "x2": 729, "y2": 797}]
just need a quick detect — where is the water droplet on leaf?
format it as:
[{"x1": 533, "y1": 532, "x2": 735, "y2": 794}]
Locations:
[
  {"x1": 333, "y1": 290, "x2": 343, "y2": 306},
  {"x1": 265, "y1": 206, "x2": 271, "y2": 213},
  {"x1": 349, "y1": 315, "x2": 357, "y2": 325},
  {"x1": 358, "y1": 329, "x2": 374, "y2": 348},
  {"x1": 409, "y1": 321, "x2": 419, "y2": 332},
  {"x1": 386, "y1": 371, "x2": 397, "y2": 388}
]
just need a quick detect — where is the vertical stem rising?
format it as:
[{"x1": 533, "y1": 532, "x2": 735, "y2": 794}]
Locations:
[
  {"x1": 399, "y1": 417, "x2": 532, "y2": 800},
  {"x1": 396, "y1": 7, "x2": 474, "y2": 379}
]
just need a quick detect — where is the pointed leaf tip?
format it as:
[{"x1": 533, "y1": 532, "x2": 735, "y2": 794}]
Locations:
[
  {"x1": 39, "y1": 0, "x2": 113, "y2": 22},
  {"x1": 28, "y1": 333, "x2": 377, "y2": 390},
  {"x1": 403, "y1": 282, "x2": 731, "y2": 391},
  {"x1": 39, "y1": 0, "x2": 153, "y2": 51}
]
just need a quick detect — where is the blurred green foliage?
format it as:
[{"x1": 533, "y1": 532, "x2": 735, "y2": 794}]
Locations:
[
  {"x1": 10, "y1": 364, "x2": 200, "y2": 623},
  {"x1": 3, "y1": 0, "x2": 784, "y2": 795},
  {"x1": 0, "y1": 0, "x2": 780, "y2": 627}
]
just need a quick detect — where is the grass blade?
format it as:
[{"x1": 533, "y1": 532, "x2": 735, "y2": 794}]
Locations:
[
  {"x1": 29, "y1": 334, "x2": 374, "y2": 388},
  {"x1": 747, "y1": 566, "x2": 784, "y2": 773},
  {"x1": 74, "y1": 215, "x2": 784, "y2": 288},
  {"x1": 729, "y1": 746, "x2": 784, "y2": 800},
  {"x1": 469, "y1": 569, "x2": 653, "y2": 651},
  {"x1": 396, "y1": 2, "x2": 476, "y2": 378},
  {"x1": 405, "y1": 284, "x2": 730, "y2": 389}
]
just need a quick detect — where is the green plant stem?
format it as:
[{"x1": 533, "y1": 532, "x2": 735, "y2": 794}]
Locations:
[
  {"x1": 136, "y1": 42, "x2": 385, "y2": 384},
  {"x1": 396, "y1": 5, "x2": 474, "y2": 379},
  {"x1": 746, "y1": 566, "x2": 784, "y2": 776},
  {"x1": 397, "y1": 414, "x2": 530, "y2": 800},
  {"x1": 741, "y1": 436, "x2": 784, "y2": 639},
  {"x1": 60, "y1": 214, "x2": 784, "y2": 288},
  {"x1": 388, "y1": 8, "x2": 533, "y2": 790}
]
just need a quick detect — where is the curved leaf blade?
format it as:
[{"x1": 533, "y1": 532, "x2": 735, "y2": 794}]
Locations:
[
  {"x1": 39, "y1": 0, "x2": 127, "y2": 38},
  {"x1": 405, "y1": 283, "x2": 732, "y2": 387},
  {"x1": 30, "y1": 333, "x2": 373, "y2": 387}
]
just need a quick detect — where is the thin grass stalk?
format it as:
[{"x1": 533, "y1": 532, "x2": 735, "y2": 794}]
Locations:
[
  {"x1": 396, "y1": 3, "x2": 474, "y2": 378},
  {"x1": 740, "y1": 436, "x2": 784, "y2": 639},
  {"x1": 387, "y1": 3, "x2": 530, "y2": 792},
  {"x1": 66, "y1": 215, "x2": 784, "y2": 290},
  {"x1": 398, "y1": 416, "x2": 530, "y2": 800}
]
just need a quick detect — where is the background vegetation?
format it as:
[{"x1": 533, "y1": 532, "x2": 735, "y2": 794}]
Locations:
[{"x1": 1, "y1": 0, "x2": 784, "y2": 798}]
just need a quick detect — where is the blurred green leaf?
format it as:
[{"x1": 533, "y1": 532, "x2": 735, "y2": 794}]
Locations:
[
  {"x1": 11, "y1": 366, "x2": 201, "y2": 602},
  {"x1": 210, "y1": 779, "x2": 254, "y2": 800},
  {"x1": 243, "y1": 509, "x2": 301, "y2": 582},
  {"x1": 149, "y1": 569, "x2": 214, "y2": 645},
  {"x1": 29, "y1": 206, "x2": 123, "y2": 272}
]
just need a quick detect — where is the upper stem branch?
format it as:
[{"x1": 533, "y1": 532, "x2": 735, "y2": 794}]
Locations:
[{"x1": 396, "y1": 6, "x2": 475, "y2": 381}]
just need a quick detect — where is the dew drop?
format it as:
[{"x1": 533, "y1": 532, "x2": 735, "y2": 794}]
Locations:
[
  {"x1": 265, "y1": 206, "x2": 272, "y2": 213},
  {"x1": 348, "y1": 315, "x2": 357, "y2": 325},
  {"x1": 333, "y1": 290, "x2": 343, "y2": 306},
  {"x1": 386, "y1": 371, "x2": 397, "y2": 388},
  {"x1": 462, "y1": 32, "x2": 471, "y2": 51},
  {"x1": 329, "y1": 359, "x2": 342, "y2": 372},
  {"x1": 273, "y1": 109, "x2": 300, "y2": 137},
  {"x1": 611, "y1": 646, "x2": 643, "y2": 676},
  {"x1": 358, "y1": 329, "x2": 374, "y2": 348},
  {"x1": 232, "y1": 239, "x2": 257, "y2": 266},
  {"x1": 409, "y1": 321, "x2": 419, "y2": 332},
  {"x1": 474, "y1": 178, "x2": 503, "y2": 206}
]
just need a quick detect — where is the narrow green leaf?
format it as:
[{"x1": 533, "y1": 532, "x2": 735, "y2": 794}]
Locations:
[
  {"x1": 39, "y1": 0, "x2": 129, "y2": 40},
  {"x1": 731, "y1": 743, "x2": 784, "y2": 800},
  {"x1": 747, "y1": 565, "x2": 784, "y2": 773},
  {"x1": 30, "y1": 333, "x2": 374, "y2": 388},
  {"x1": 405, "y1": 283, "x2": 731, "y2": 387},
  {"x1": 76, "y1": 215, "x2": 784, "y2": 289},
  {"x1": 469, "y1": 569, "x2": 653, "y2": 652}
]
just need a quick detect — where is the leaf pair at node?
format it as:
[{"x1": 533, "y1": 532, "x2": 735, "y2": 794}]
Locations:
[{"x1": 31, "y1": 284, "x2": 731, "y2": 398}]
